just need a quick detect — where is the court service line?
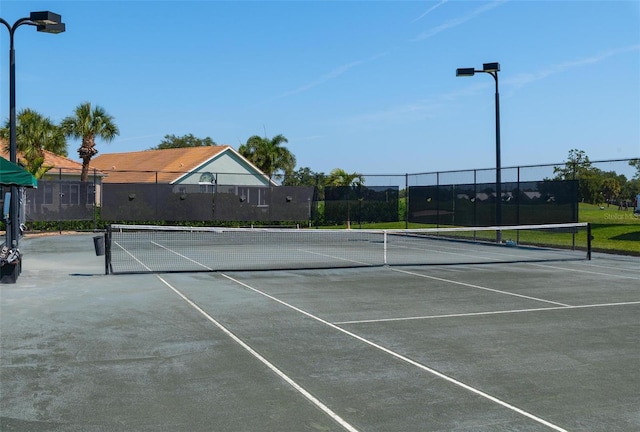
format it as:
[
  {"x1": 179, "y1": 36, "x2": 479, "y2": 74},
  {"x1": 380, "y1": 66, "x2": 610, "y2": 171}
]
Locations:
[
  {"x1": 113, "y1": 241, "x2": 155, "y2": 270},
  {"x1": 151, "y1": 241, "x2": 214, "y2": 271},
  {"x1": 528, "y1": 262, "x2": 640, "y2": 280},
  {"x1": 390, "y1": 268, "x2": 572, "y2": 307},
  {"x1": 155, "y1": 275, "x2": 361, "y2": 432},
  {"x1": 575, "y1": 260, "x2": 640, "y2": 274},
  {"x1": 334, "y1": 301, "x2": 640, "y2": 325},
  {"x1": 220, "y1": 273, "x2": 569, "y2": 432},
  {"x1": 300, "y1": 249, "x2": 374, "y2": 266}
]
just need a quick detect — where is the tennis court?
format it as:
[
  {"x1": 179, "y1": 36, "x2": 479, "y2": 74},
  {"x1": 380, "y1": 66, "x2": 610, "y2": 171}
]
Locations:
[{"x1": 1, "y1": 231, "x2": 638, "y2": 431}]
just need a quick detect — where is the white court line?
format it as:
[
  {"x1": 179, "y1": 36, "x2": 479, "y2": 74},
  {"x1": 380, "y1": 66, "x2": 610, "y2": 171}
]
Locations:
[
  {"x1": 112, "y1": 241, "x2": 153, "y2": 270},
  {"x1": 335, "y1": 301, "x2": 640, "y2": 325},
  {"x1": 299, "y1": 249, "x2": 374, "y2": 266},
  {"x1": 220, "y1": 273, "x2": 569, "y2": 432},
  {"x1": 390, "y1": 268, "x2": 572, "y2": 307},
  {"x1": 155, "y1": 274, "x2": 361, "y2": 432},
  {"x1": 529, "y1": 262, "x2": 640, "y2": 279},
  {"x1": 575, "y1": 260, "x2": 640, "y2": 274},
  {"x1": 111, "y1": 240, "x2": 215, "y2": 272},
  {"x1": 151, "y1": 241, "x2": 214, "y2": 270}
]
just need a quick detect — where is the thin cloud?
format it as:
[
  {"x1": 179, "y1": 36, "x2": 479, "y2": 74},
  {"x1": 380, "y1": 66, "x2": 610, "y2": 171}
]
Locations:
[
  {"x1": 341, "y1": 100, "x2": 441, "y2": 127},
  {"x1": 413, "y1": 0, "x2": 449, "y2": 23},
  {"x1": 412, "y1": 0, "x2": 507, "y2": 42},
  {"x1": 507, "y1": 45, "x2": 640, "y2": 91},
  {"x1": 249, "y1": 52, "x2": 389, "y2": 109},
  {"x1": 278, "y1": 52, "x2": 389, "y2": 99}
]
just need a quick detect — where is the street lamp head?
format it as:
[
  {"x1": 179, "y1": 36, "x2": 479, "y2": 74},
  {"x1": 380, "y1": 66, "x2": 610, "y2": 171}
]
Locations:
[
  {"x1": 456, "y1": 67, "x2": 475, "y2": 77},
  {"x1": 37, "y1": 23, "x2": 66, "y2": 34},
  {"x1": 29, "y1": 11, "x2": 62, "y2": 25},
  {"x1": 482, "y1": 62, "x2": 500, "y2": 73}
]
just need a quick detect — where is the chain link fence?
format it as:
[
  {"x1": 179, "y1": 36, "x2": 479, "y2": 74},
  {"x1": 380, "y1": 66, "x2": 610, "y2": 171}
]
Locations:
[{"x1": 4, "y1": 158, "x2": 636, "y2": 228}]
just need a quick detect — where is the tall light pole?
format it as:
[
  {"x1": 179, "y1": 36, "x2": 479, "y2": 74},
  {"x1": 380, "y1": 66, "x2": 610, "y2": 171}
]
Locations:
[
  {"x1": 456, "y1": 62, "x2": 502, "y2": 241},
  {"x1": 1, "y1": 11, "x2": 65, "y2": 281}
]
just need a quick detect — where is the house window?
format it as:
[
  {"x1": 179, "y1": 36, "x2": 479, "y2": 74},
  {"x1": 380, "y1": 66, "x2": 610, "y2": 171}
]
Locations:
[
  {"x1": 238, "y1": 187, "x2": 267, "y2": 206},
  {"x1": 198, "y1": 172, "x2": 216, "y2": 193},
  {"x1": 199, "y1": 172, "x2": 215, "y2": 184},
  {"x1": 60, "y1": 184, "x2": 80, "y2": 205},
  {"x1": 86, "y1": 184, "x2": 95, "y2": 205},
  {"x1": 43, "y1": 183, "x2": 54, "y2": 205}
]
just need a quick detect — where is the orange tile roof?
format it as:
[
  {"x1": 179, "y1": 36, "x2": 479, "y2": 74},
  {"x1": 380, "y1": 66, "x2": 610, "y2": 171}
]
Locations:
[
  {"x1": 90, "y1": 146, "x2": 234, "y2": 183},
  {"x1": 0, "y1": 139, "x2": 92, "y2": 176}
]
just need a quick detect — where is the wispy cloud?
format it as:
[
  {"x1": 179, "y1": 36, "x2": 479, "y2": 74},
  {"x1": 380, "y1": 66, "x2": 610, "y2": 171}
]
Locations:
[
  {"x1": 506, "y1": 45, "x2": 640, "y2": 91},
  {"x1": 276, "y1": 52, "x2": 389, "y2": 100},
  {"x1": 341, "y1": 99, "x2": 441, "y2": 127},
  {"x1": 412, "y1": 0, "x2": 449, "y2": 23},
  {"x1": 251, "y1": 52, "x2": 388, "y2": 108},
  {"x1": 412, "y1": 0, "x2": 507, "y2": 42}
]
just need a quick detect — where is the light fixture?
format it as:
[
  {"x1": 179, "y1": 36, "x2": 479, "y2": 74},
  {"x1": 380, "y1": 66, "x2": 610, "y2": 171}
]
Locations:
[{"x1": 29, "y1": 11, "x2": 62, "y2": 25}]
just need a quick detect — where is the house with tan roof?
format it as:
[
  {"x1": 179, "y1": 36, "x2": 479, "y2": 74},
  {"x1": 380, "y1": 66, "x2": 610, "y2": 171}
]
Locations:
[
  {"x1": 91, "y1": 145, "x2": 272, "y2": 186},
  {"x1": 2, "y1": 143, "x2": 289, "y2": 223},
  {"x1": 91, "y1": 146, "x2": 276, "y2": 213}
]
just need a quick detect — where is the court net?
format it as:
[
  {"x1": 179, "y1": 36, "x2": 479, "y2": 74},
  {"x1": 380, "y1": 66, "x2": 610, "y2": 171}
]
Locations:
[{"x1": 105, "y1": 222, "x2": 591, "y2": 274}]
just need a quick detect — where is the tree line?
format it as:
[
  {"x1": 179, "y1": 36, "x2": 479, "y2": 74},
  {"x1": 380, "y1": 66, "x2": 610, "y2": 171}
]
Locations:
[
  {"x1": 552, "y1": 149, "x2": 639, "y2": 205},
  {"x1": 0, "y1": 103, "x2": 364, "y2": 190},
  {"x1": 2, "y1": 105, "x2": 637, "y2": 206}
]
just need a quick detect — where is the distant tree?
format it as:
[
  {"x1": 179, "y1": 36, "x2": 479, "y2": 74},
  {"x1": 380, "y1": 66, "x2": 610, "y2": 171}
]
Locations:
[
  {"x1": 553, "y1": 149, "x2": 602, "y2": 204},
  {"x1": 1, "y1": 109, "x2": 67, "y2": 178},
  {"x1": 283, "y1": 167, "x2": 325, "y2": 187},
  {"x1": 601, "y1": 177, "x2": 621, "y2": 205},
  {"x1": 622, "y1": 178, "x2": 640, "y2": 202},
  {"x1": 61, "y1": 102, "x2": 119, "y2": 182},
  {"x1": 326, "y1": 168, "x2": 364, "y2": 229},
  {"x1": 151, "y1": 134, "x2": 216, "y2": 149},
  {"x1": 553, "y1": 149, "x2": 592, "y2": 180},
  {"x1": 629, "y1": 159, "x2": 640, "y2": 179},
  {"x1": 326, "y1": 168, "x2": 364, "y2": 188},
  {"x1": 239, "y1": 134, "x2": 296, "y2": 181}
]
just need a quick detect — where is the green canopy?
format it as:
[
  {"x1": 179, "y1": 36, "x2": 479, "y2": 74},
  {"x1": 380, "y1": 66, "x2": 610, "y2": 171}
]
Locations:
[{"x1": 0, "y1": 157, "x2": 38, "y2": 188}]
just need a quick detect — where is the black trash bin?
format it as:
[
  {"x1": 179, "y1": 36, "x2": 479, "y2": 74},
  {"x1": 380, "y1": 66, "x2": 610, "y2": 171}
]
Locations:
[{"x1": 93, "y1": 235, "x2": 105, "y2": 256}]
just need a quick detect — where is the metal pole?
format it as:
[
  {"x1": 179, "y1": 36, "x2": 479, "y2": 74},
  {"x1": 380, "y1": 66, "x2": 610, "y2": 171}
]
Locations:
[
  {"x1": 9, "y1": 41, "x2": 19, "y2": 249},
  {"x1": 2, "y1": 17, "x2": 34, "y2": 250},
  {"x1": 492, "y1": 71, "x2": 502, "y2": 242}
]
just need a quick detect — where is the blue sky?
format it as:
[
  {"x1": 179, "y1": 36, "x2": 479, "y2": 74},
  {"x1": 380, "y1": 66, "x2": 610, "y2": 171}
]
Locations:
[{"x1": 1, "y1": 0, "x2": 639, "y2": 177}]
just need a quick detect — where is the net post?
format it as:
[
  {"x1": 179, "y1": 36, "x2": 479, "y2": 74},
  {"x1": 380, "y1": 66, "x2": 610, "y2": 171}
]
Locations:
[
  {"x1": 383, "y1": 230, "x2": 388, "y2": 265},
  {"x1": 105, "y1": 224, "x2": 112, "y2": 275},
  {"x1": 587, "y1": 223, "x2": 592, "y2": 260}
]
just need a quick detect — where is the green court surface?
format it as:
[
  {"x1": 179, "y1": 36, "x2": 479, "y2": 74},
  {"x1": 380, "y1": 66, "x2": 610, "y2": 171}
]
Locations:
[{"x1": 1, "y1": 233, "x2": 638, "y2": 431}]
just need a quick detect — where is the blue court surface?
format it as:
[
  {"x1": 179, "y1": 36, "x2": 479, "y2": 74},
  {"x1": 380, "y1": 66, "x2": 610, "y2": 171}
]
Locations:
[{"x1": 1, "y1": 233, "x2": 638, "y2": 431}]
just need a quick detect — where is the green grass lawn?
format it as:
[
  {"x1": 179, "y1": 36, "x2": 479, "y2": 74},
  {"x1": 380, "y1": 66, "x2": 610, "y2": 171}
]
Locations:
[
  {"x1": 578, "y1": 203, "x2": 639, "y2": 255},
  {"x1": 328, "y1": 202, "x2": 639, "y2": 256}
]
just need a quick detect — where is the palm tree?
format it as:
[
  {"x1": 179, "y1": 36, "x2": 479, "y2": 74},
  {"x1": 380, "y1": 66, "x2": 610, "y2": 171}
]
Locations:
[
  {"x1": 60, "y1": 102, "x2": 119, "y2": 181},
  {"x1": 1, "y1": 108, "x2": 67, "y2": 178},
  {"x1": 238, "y1": 134, "x2": 296, "y2": 181},
  {"x1": 326, "y1": 168, "x2": 364, "y2": 229}
]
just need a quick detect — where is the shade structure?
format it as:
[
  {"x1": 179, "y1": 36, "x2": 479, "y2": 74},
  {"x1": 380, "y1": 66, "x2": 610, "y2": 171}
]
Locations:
[{"x1": 0, "y1": 157, "x2": 37, "y2": 188}]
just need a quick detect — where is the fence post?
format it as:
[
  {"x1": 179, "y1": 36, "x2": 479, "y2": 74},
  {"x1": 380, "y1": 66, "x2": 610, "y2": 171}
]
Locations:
[
  {"x1": 405, "y1": 173, "x2": 409, "y2": 229},
  {"x1": 93, "y1": 168, "x2": 97, "y2": 232},
  {"x1": 436, "y1": 172, "x2": 440, "y2": 228}
]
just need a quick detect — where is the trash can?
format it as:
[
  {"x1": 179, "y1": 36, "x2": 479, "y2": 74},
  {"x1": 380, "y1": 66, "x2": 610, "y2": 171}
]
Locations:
[{"x1": 93, "y1": 235, "x2": 105, "y2": 256}]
